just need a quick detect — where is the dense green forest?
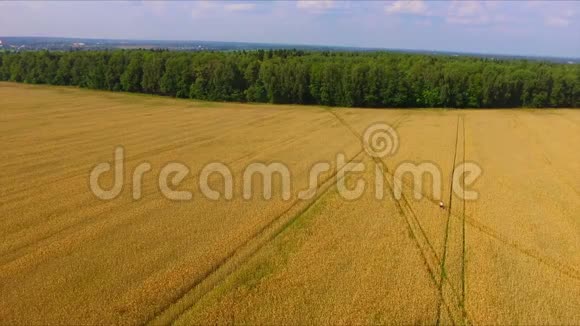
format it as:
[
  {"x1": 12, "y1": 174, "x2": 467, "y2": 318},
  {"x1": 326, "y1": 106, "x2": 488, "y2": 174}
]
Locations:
[{"x1": 0, "y1": 49, "x2": 578, "y2": 108}]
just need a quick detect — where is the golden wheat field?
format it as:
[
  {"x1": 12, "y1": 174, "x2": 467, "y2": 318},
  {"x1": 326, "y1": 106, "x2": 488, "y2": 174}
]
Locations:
[{"x1": 1, "y1": 82, "x2": 579, "y2": 325}]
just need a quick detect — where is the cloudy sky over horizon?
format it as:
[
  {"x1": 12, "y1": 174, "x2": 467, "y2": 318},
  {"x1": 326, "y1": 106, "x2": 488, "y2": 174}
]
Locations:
[{"x1": 1, "y1": 1, "x2": 579, "y2": 57}]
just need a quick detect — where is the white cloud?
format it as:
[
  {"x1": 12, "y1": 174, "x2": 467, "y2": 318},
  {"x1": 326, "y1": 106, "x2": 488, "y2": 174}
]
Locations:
[
  {"x1": 446, "y1": 1, "x2": 490, "y2": 25},
  {"x1": 143, "y1": 1, "x2": 167, "y2": 17},
  {"x1": 192, "y1": 1, "x2": 256, "y2": 18},
  {"x1": 297, "y1": 0, "x2": 335, "y2": 12},
  {"x1": 544, "y1": 9, "x2": 575, "y2": 27},
  {"x1": 224, "y1": 3, "x2": 256, "y2": 12},
  {"x1": 450, "y1": 1, "x2": 480, "y2": 17},
  {"x1": 545, "y1": 16, "x2": 570, "y2": 27},
  {"x1": 384, "y1": 1, "x2": 429, "y2": 16},
  {"x1": 191, "y1": 1, "x2": 216, "y2": 18}
]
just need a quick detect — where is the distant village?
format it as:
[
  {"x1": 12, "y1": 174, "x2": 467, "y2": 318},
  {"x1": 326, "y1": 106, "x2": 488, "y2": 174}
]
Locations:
[{"x1": 0, "y1": 37, "x2": 217, "y2": 52}]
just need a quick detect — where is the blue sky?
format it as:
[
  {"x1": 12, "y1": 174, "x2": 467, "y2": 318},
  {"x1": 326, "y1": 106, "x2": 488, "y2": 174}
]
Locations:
[{"x1": 1, "y1": 1, "x2": 578, "y2": 57}]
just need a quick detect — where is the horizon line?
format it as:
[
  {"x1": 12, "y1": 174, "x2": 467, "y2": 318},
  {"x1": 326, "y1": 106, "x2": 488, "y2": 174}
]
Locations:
[{"x1": 2, "y1": 35, "x2": 579, "y2": 61}]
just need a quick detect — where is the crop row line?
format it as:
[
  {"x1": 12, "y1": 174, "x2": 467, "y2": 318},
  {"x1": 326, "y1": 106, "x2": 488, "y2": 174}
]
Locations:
[
  {"x1": 437, "y1": 115, "x2": 462, "y2": 325},
  {"x1": 326, "y1": 110, "x2": 470, "y2": 325},
  {"x1": 148, "y1": 146, "x2": 366, "y2": 324},
  {"x1": 461, "y1": 115, "x2": 467, "y2": 317}
]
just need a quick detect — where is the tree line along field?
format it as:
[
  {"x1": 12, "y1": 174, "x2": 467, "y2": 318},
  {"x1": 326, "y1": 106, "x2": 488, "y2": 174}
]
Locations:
[
  {"x1": 0, "y1": 49, "x2": 578, "y2": 109},
  {"x1": 0, "y1": 82, "x2": 579, "y2": 324}
]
